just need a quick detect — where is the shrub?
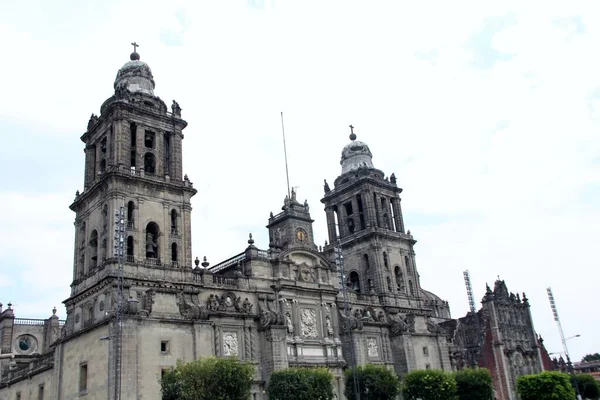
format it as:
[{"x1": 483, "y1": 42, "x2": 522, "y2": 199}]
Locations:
[
  {"x1": 267, "y1": 367, "x2": 335, "y2": 400},
  {"x1": 159, "y1": 357, "x2": 254, "y2": 400},
  {"x1": 454, "y1": 368, "x2": 493, "y2": 400},
  {"x1": 573, "y1": 373, "x2": 600, "y2": 400},
  {"x1": 516, "y1": 371, "x2": 576, "y2": 400},
  {"x1": 402, "y1": 369, "x2": 458, "y2": 400},
  {"x1": 344, "y1": 364, "x2": 400, "y2": 400}
]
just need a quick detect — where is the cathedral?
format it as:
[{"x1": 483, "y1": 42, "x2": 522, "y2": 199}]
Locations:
[{"x1": 0, "y1": 49, "x2": 547, "y2": 400}]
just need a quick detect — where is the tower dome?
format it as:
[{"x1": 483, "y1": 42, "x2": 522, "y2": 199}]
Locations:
[
  {"x1": 114, "y1": 49, "x2": 155, "y2": 96},
  {"x1": 340, "y1": 129, "x2": 374, "y2": 174}
]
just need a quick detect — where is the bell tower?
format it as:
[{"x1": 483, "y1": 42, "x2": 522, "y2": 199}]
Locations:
[
  {"x1": 68, "y1": 46, "x2": 197, "y2": 303},
  {"x1": 321, "y1": 127, "x2": 421, "y2": 307}
]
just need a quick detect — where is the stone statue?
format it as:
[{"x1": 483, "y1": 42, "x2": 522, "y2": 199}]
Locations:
[
  {"x1": 171, "y1": 100, "x2": 182, "y2": 116},
  {"x1": 207, "y1": 294, "x2": 218, "y2": 311},
  {"x1": 390, "y1": 173, "x2": 397, "y2": 185},
  {"x1": 242, "y1": 298, "x2": 253, "y2": 313},
  {"x1": 87, "y1": 114, "x2": 99, "y2": 131},
  {"x1": 304, "y1": 199, "x2": 309, "y2": 211},
  {"x1": 326, "y1": 315, "x2": 333, "y2": 337},
  {"x1": 286, "y1": 312, "x2": 294, "y2": 335},
  {"x1": 324, "y1": 179, "x2": 331, "y2": 193}
]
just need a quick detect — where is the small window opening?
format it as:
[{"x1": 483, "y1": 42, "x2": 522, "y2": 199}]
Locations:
[
  {"x1": 161, "y1": 341, "x2": 169, "y2": 353},
  {"x1": 362, "y1": 254, "x2": 370, "y2": 270},
  {"x1": 99, "y1": 159, "x2": 106, "y2": 174},
  {"x1": 144, "y1": 130, "x2": 155, "y2": 148},
  {"x1": 127, "y1": 236, "x2": 134, "y2": 260},
  {"x1": 170, "y1": 209, "x2": 177, "y2": 234},
  {"x1": 348, "y1": 271, "x2": 361, "y2": 293},
  {"x1": 426, "y1": 364, "x2": 431, "y2": 370},
  {"x1": 38, "y1": 385, "x2": 44, "y2": 400},
  {"x1": 127, "y1": 201, "x2": 135, "y2": 228},
  {"x1": 344, "y1": 202, "x2": 353, "y2": 215},
  {"x1": 16, "y1": 392, "x2": 21, "y2": 400},
  {"x1": 423, "y1": 346, "x2": 429, "y2": 356},
  {"x1": 130, "y1": 150, "x2": 136, "y2": 168},
  {"x1": 383, "y1": 252, "x2": 389, "y2": 269},
  {"x1": 130, "y1": 122, "x2": 137, "y2": 147},
  {"x1": 100, "y1": 137, "x2": 107, "y2": 153},
  {"x1": 79, "y1": 363, "x2": 88, "y2": 393},
  {"x1": 387, "y1": 276, "x2": 392, "y2": 291},
  {"x1": 89, "y1": 230, "x2": 98, "y2": 267},
  {"x1": 171, "y1": 243, "x2": 178, "y2": 263},
  {"x1": 144, "y1": 153, "x2": 156, "y2": 174},
  {"x1": 145, "y1": 222, "x2": 159, "y2": 259}
]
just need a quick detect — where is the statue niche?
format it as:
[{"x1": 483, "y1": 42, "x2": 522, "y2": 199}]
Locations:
[{"x1": 145, "y1": 222, "x2": 159, "y2": 259}]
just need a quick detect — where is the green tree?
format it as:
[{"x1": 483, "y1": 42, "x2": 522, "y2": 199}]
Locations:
[
  {"x1": 159, "y1": 357, "x2": 254, "y2": 400},
  {"x1": 582, "y1": 353, "x2": 600, "y2": 362},
  {"x1": 454, "y1": 368, "x2": 493, "y2": 400},
  {"x1": 267, "y1": 367, "x2": 335, "y2": 400},
  {"x1": 344, "y1": 364, "x2": 400, "y2": 400},
  {"x1": 402, "y1": 369, "x2": 458, "y2": 400},
  {"x1": 573, "y1": 373, "x2": 600, "y2": 400},
  {"x1": 516, "y1": 371, "x2": 575, "y2": 400}
]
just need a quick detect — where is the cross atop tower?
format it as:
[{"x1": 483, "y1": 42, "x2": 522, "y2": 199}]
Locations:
[
  {"x1": 131, "y1": 42, "x2": 139, "y2": 53},
  {"x1": 349, "y1": 124, "x2": 356, "y2": 141}
]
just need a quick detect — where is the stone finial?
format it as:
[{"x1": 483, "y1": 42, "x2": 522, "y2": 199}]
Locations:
[
  {"x1": 0, "y1": 303, "x2": 3, "y2": 312},
  {"x1": 194, "y1": 256, "x2": 200, "y2": 268},
  {"x1": 52, "y1": 306, "x2": 57, "y2": 316},
  {"x1": 201, "y1": 256, "x2": 209, "y2": 268},
  {"x1": 7, "y1": 302, "x2": 12, "y2": 309},
  {"x1": 75, "y1": 190, "x2": 80, "y2": 198},
  {"x1": 406, "y1": 229, "x2": 411, "y2": 235},
  {"x1": 248, "y1": 233, "x2": 255, "y2": 245}
]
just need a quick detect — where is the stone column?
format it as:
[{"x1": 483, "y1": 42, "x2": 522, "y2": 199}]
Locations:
[
  {"x1": 172, "y1": 133, "x2": 184, "y2": 181},
  {"x1": 162, "y1": 203, "x2": 170, "y2": 264},
  {"x1": 338, "y1": 203, "x2": 348, "y2": 238},
  {"x1": 182, "y1": 204, "x2": 193, "y2": 267},
  {"x1": 325, "y1": 207, "x2": 337, "y2": 243},
  {"x1": 391, "y1": 197, "x2": 405, "y2": 233},
  {"x1": 259, "y1": 326, "x2": 289, "y2": 382},
  {"x1": 362, "y1": 190, "x2": 377, "y2": 228},
  {"x1": 136, "y1": 124, "x2": 144, "y2": 172},
  {"x1": 373, "y1": 193, "x2": 381, "y2": 228},
  {"x1": 84, "y1": 146, "x2": 95, "y2": 189},
  {"x1": 351, "y1": 196, "x2": 361, "y2": 231}
]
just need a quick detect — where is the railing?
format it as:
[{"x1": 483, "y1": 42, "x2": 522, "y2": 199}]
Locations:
[
  {"x1": 3, "y1": 352, "x2": 55, "y2": 383},
  {"x1": 209, "y1": 252, "x2": 246, "y2": 274},
  {"x1": 212, "y1": 276, "x2": 237, "y2": 287},
  {"x1": 171, "y1": 261, "x2": 179, "y2": 268},
  {"x1": 257, "y1": 250, "x2": 269, "y2": 258},
  {"x1": 126, "y1": 255, "x2": 135, "y2": 263},
  {"x1": 145, "y1": 258, "x2": 162, "y2": 266},
  {"x1": 126, "y1": 220, "x2": 134, "y2": 229},
  {"x1": 14, "y1": 318, "x2": 45, "y2": 326},
  {"x1": 171, "y1": 228, "x2": 179, "y2": 235}
]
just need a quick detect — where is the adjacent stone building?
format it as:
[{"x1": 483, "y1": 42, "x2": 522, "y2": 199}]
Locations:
[
  {"x1": 443, "y1": 280, "x2": 548, "y2": 400},
  {"x1": 0, "y1": 49, "x2": 545, "y2": 400}
]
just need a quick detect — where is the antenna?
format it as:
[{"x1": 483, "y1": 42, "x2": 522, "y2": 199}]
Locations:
[
  {"x1": 546, "y1": 287, "x2": 569, "y2": 360},
  {"x1": 463, "y1": 270, "x2": 476, "y2": 313},
  {"x1": 280, "y1": 112, "x2": 291, "y2": 198}
]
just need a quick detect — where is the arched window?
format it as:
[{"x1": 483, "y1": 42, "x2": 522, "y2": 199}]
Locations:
[
  {"x1": 145, "y1": 222, "x2": 159, "y2": 259},
  {"x1": 171, "y1": 209, "x2": 178, "y2": 234},
  {"x1": 171, "y1": 243, "x2": 178, "y2": 266},
  {"x1": 395, "y1": 266, "x2": 405, "y2": 292},
  {"x1": 362, "y1": 254, "x2": 370, "y2": 270},
  {"x1": 144, "y1": 153, "x2": 156, "y2": 174},
  {"x1": 127, "y1": 201, "x2": 135, "y2": 228},
  {"x1": 383, "y1": 252, "x2": 389, "y2": 269},
  {"x1": 89, "y1": 230, "x2": 98, "y2": 268},
  {"x1": 348, "y1": 271, "x2": 361, "y2": 293},
  {"x1": 126, "y1": 236, "x2": 134, "y2": 261}
]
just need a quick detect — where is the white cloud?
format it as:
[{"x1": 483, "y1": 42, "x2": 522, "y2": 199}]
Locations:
[{"x1": 0, "y1": 0, "x2": 598, "y2": 360}]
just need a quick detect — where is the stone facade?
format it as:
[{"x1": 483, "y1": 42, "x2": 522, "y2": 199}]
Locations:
[
  {"x1": 0, "y1": 49, "x2": 544, "y2": 400},
  {"x1": 442, "y1": 280, "x2": 546, "y2": 400}
]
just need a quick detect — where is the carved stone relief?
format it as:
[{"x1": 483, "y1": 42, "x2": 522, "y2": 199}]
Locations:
[
  {"x1": 367, "y1": 338, "x2": 379, "y2": 357},
  {"x1": 300, "y1": 308, "x2": 318, "y2": 338},
  {"x1": 223, "y1": 332, "x2": 239, "y2": 357}
]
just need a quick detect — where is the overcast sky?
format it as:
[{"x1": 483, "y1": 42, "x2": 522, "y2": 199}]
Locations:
[{"x1": 0, "y1": 0, "x2": 598, "y2": 362}]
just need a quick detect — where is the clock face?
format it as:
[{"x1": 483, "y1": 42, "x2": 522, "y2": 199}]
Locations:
[{"x1": 296, "y1": 228, "x2": 307, "y2": 242}]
